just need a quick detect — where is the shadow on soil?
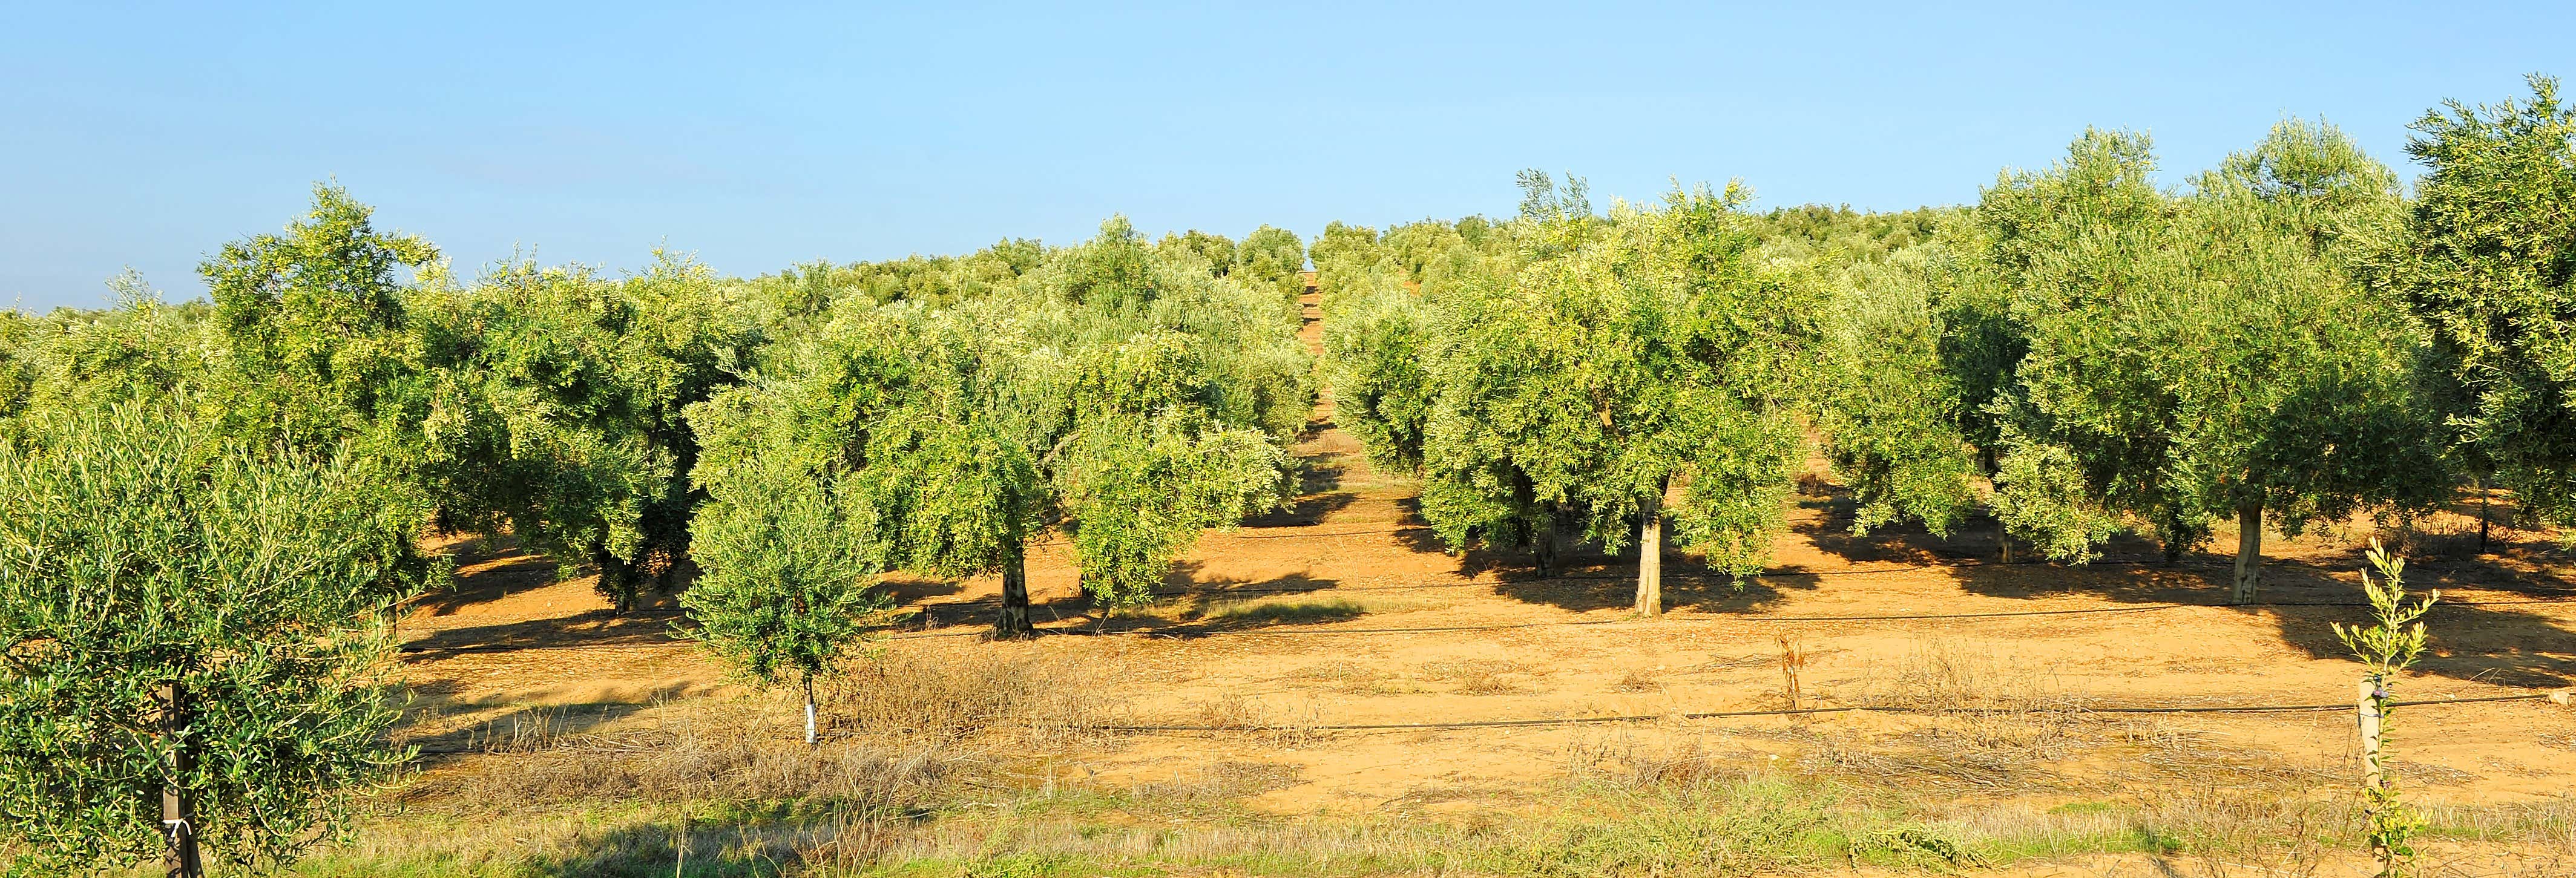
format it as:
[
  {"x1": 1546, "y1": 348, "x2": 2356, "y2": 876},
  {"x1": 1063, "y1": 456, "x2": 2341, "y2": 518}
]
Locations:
[
  {"x1": 397, "y1": 698, "x2": 670, "y2": 761},
  {"x1": 1923, "y1": 515, "x2": 2576, "y2": 690},
  {"x1": 876, "y1": 574, "x2": 964, "y2": 606},
  {"x1": 1241, "y1": 440, "x2": 1365, "y2": 527},
  {"x1": 412, "y1": 534, "x2": 561, "y2": 617},
  {"x1": 399, "y1": 610, "x2": 684, "y2": 658}
]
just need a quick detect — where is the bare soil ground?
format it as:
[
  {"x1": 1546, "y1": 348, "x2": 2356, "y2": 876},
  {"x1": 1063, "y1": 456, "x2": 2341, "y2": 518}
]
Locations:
[{"x1": 385, "y1": 290, "x2": 2576, "y2": 874}]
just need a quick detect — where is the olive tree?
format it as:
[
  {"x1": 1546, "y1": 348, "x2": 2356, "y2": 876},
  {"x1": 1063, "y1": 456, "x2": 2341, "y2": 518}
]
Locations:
[
  {"x1": 1812, "y1": 250, "x2": 1983, "y2": 541},
  {"x1": 1307, "y1": 220, "x2": 1390, "y2": 305},
  {"x1": 1322, "y1": 267, "x2": 1440, "y2": 475},
  {"x1": 1986, "y1": 126, "x2": 2445, "y2": 600},
  {"x1": 200, "y1": 183, "x2": 435, "y2": 459},
  {"x1": 0, "y1": 272, "x2": 215, "y2": 436},
  {"x1": 678, "y1": 406, "x2": 879, "y2": 744},
  {"x1": 1422, "y1": 177, "x2": 1811, "y2": 613},
  {"x1": 0, "y1": 404, "x2": 433, "y2": 874},
  {"x1": 414, "y1": 252, "x2": 759, "y2": 611},
  {"x1": 2379, "y1": 74, "x2": 2576, "y2": 532},
  {"x1": 1234, "y1": 224, "x2": 1308, "y2": 305},
  {"x1": 0, "y1": 310, "x2": 28, "y2": 422},
  {"x1": 1158, "y1": 229, "x2": 1238, "y2": 278},
  {"x1": 694, "y1": 220, "x2": 1307, "y2": 637}
]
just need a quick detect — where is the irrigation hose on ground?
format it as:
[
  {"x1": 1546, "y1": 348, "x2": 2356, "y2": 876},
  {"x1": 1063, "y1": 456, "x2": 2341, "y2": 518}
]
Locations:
[{"x1": 1092, "y1": 691, "x2": 2572, "y2": 733}]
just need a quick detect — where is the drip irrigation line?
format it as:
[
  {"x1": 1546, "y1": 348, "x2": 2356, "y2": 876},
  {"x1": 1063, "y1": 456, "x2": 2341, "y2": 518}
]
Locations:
[
  {"x1": 402, "y1": 692, "x2": 2568, "y2": 751},
  {"x1": 407, "y1": 576, "x2": 2576, "y2": 651},
  {"x1": 1096, "y1": 692, "x2": 2568, "y2": 733}
]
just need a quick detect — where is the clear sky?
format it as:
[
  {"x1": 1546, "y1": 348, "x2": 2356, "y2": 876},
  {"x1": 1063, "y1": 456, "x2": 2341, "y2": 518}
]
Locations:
[{"x1": 2, "y1": 1, "x2": 2565, "y2": 311}]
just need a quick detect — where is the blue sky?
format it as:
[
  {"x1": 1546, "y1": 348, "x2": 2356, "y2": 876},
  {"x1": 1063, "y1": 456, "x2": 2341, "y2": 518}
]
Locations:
[{"x1": 2, "y1": 2, "x2": 2564, "y2": 311}]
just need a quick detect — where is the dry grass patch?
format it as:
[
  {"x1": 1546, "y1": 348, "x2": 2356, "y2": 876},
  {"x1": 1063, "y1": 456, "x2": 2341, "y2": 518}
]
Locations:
[
  {"x1": 413, "y1": 704, "x2": 956, "y2": 811},
  {"x1": 1868, "y1": 634, "x2": 2079, "y2": 712},
  {"x1": 1613, "y1": 666, "x2": 1664, "y2": 692},
  {"x1": 1283, "y1": 659, "x2": 1404, "y2": 695},
  {"x1": 1127, "y1": 760, "x2": 1304, "y2": 804},
  {"x1": 1418, "y1": 658, "x2": 1538, "y2": 695},
  {"x1": 823, "y1": 647, "x2": 1109, "y2": 744},
  {"x1": 1184, "y1": 693, "x2": 1323, "y2": 745}
]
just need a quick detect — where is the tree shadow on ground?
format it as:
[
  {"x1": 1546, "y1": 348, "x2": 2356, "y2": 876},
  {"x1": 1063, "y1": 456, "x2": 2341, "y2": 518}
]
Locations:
[
  {"x1": 1059, "y1": 598, "x2": 1372, "y2": 639},
  {"x1": 1160, "y1": 562, "x2": 1344, "y2": 599},
  {"x1": 875, "y1": 574, "x2": 964, "y2": 606},
  {"x1": 399, "y1": 609, "x2": 685, "y2": 658},
  {"x1": 2258, "y1": 595, "x2": 2576, "y2": 690},
  {"x1": 410, "y1": 533, "x2": 562, "y2": 617},
  {"x1": 2394, "y1": 538, "x2": 2576, "y2": 597},
  {"x1": 1787, "y1": 488, "x2": 2174, "y2": 570},
  {"x1": 1944, "y1": 543, "x2": 2576, "y2": 690},
  {"x1": 2253, "y1": 541, "x2": 2576, "y2": 689},
  {"x1": 1239, "y1": 454, "x2": 1364, "y2": 527},
  {"x1": 396, "y1": 698, "x2": 671, "y2": 761},
  {"x1": 1790, "y1": 491, "x2": 1990, "y2": 566},
  {"x1": 1388, "y1": 505, "x2": 1576, "y2": 580},
  {"x1": 902, "y1": 590, "x2": 1095, "y2": 632},
  {"x1": 1490, "y1": 567, "x2": 1806, "y2": 615},
  {"x1": 1950, "y1": 551, "x2": 2245, "y2": 606}
]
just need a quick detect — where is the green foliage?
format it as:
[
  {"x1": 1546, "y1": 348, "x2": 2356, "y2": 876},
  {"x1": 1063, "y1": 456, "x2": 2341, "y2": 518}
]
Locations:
[
  {"x1": 1322, "y1": 273, "x2": 1438, "y2": 473},
  {"x1": 691, "y1": 218, "x2": 1309, "y2": 629},
  {"x1": 2334, "y1": 540, "x2": 2437, "y2": 680},
  {"x1": 1986, "y1": 434, "x2": 2123, "y2": 561},
  {"x1": 1059, "y1": 407, "x2": 1289, "y2": 606},
  {"x1": 414, "y1": 252, "x2": 761, "y2": 609},
  {"x1": 0, "y1": 310, "x2": 27, "y2": 421},
  {"x1": 1307, "y1": 220, "x2": 1390, "y2": 304},
  {"x1": 2333, "y1": 540, "x2": 2438, "y2": 877},
  {"x1": 1414, "y1": 177, "x2": 1812, "y2": 587},
  {"x1": 200, "y1": 182, "x2": 437, "y2": 454},
  {"x1": 1232, "y1": 224, "x2": 1307, "y2": 304},
  {"x1": 0, "y1": 274, "x2": 214, "y2": 431},
  {"x1": 746, "y1": 240, "x2": 1043, "y2": 322},
  {"x1": 1977, "y1": 125, "x2": 2445, "y2": 574},
  {"x1": 679, "y1": 447, "x2": 881, "y2": 692},
  {"x1": 1747, "y1": 203, "x2": 1945, "y2": 263},
  {"x1": 1156, "y1": 229, "x2": 1238, "y2": 278},
  {"x1": 2379, "y1": 73, "x2": 2576, "y2": 529},
  {"x1": 1813, "y1": 251, "x2": 1980, "y2": 537},
  {"x1": 1380, "y1": 218, "x2": 1468, "y2": 280},
  {"x1": 0, "y1": 404, "x2": 432, "y2": 874}
]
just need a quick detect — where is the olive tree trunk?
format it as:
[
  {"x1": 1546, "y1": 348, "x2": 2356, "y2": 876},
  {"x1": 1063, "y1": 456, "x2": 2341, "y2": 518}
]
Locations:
[
  {"x1": 2476, "y1": 473, "x2": 2491, "y2": 552},
  {"x1": 2231, "y1": 499, "x2": 2262, "y2": 605},
  {"x1": 1635, "y1": 490, "x2": 1664, "y2": 617},
  {"x1": 1534, "y1": 516, "x2": 1559, "y2": 579},
  {"x1": 159, "y1": 683, "x2": 202, "y2": 878},
  {"x1": 801, "y1": 675, "x2": 818, "y2": 745},
  {"x1": 993, "y1": 536, "x2": 1033, "y2": 638}
]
